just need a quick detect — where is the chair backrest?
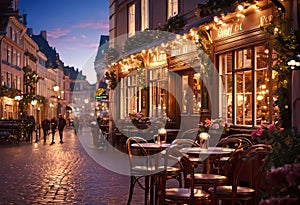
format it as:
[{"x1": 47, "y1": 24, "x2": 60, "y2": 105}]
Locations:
[
  {"x1": 232, "y1": 144, "x2": 272, "y2": 193},
  {"x1": 217, "y1": 136, "x2": 243, "y2": 149},
  {"x1": 226, "y1": 134, "x2": 253, "y2": 149},
  {"x1": 163, "y1": 145, "x2": 195, "y2": 198},
  {"x1": 126, "y1": 137, "x2": 152, "y2": 175}
]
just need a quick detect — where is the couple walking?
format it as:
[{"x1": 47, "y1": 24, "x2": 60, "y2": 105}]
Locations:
[{"x1": 43, "y1": 114, "x2": 66, "y2": 145}]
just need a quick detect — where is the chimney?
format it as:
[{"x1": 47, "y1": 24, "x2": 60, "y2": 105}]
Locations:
[
  {"x1": 40, "y1": 30, "x2": 47, "y2": 40},
  {"x1": 27, "y1": 28, "x2": 33, "y2": 36},
  {"x1": 22, "y1": 14, "x2": 27, "y2": 26}
]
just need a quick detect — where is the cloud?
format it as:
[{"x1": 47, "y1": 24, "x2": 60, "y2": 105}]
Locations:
[
  {"x1": 79, "y1": 43, "x2": 99, "y2": 49},
  {"x1": 47, "y1": 28, "x2": 71, "y2": 39},
  {"x1": 73, "y1": 21, "x2": 109, "y2": 30},
  {"x1": 81, "y1": 34, "x2": 87, "y2": 39}
]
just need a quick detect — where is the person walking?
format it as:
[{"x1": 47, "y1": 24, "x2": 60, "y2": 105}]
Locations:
[
  {"x1": 41, "y1": 118, "x2": 50, "y2": 143},
  {"x1": 58, "y1": 114, "x2": 67, "y2": 144},
  {"x1": 50, "y1": 117, "x2": 57, "y2": 145}
]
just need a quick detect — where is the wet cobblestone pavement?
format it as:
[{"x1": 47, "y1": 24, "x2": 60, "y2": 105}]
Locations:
[{"x1": 0, "y1": 127, "x2": 144, "y2": 204}]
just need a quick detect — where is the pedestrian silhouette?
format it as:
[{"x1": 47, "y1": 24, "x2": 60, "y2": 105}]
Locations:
[
  {"x1": 26, "y1": 115, "x2": 35, "y2": 142},
  {"x1": 42, "y1": 118, "x2": 50, "y2": 143},
  {"x1": 50, "y1": 117, "x2": 57, "y2": 145},
  {"x1": 58, "y1": 114, "x2": 67, "y2": 143}
]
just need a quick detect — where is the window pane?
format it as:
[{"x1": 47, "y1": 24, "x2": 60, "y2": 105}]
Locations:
[
  {"x1": 235, "y1": 70, "x2": 252, "y2": 125},
  {"x1": 168, "y1": 0, "x2": 178, "y2": 19},
  {"x1": 236, "y1": 48, "x2": 252, "y2": 69},
  {"x1": 182, "y1": 75, "x2": 188, "y2": 113},
  {"x1": 256, "y1": 69, "x2": 269, "y2": 124},
  {"x1": 192, "y1": 73, "x2": 201, "y2": 114},
  {"x1": 128, "y1": 4, "x2": 135, "y2": 36}
]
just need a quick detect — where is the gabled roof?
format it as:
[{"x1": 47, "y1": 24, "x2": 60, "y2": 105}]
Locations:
[
  {"x1": 30, "y1": 33, "x2": 60, "y2": 68},
  {"x1": 63, "y1": 66, "x2": 87, "y2": 81},
  {"x1": 95, "y1": 35, "x2": 109, "y2": 62}
]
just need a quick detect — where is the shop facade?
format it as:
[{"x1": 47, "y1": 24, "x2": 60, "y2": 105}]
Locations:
[{"x1": 108, "y1": 0, "x2": 299, "y2": 134}]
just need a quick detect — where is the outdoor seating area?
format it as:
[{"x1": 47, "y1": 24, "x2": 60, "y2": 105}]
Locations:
[{"x1": 122, "y1": 122, "x2": 300, "y2": 205}]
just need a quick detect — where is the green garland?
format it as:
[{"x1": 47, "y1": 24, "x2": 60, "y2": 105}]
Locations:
[
  {"x1": 262, "y1": 10, "x2": 298, "y2": 128},
  {"x1": 19, "y1": 66, "x2": 40, "y2": 113},
  {"x1": 105, "y1": 70, "x2": 117, "y2": 90},
  {"x1": 195, "y1": 29, "x2": 213, "y2": 82},
  {"x1": 197, "y1": 0, "x2": 238, "y2": 17},
  {"x1": 157, "y1": 14, "x2": 186, "y2": 33}
]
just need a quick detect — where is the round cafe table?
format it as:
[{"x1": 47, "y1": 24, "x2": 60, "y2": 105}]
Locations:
[{"x1": 180, "y1": 146, "x2": 235, "y2": 174}]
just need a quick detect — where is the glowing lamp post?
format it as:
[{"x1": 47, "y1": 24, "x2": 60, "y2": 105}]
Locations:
[{"x1": 53, "y1": 85, "x2": 60, "y2": 116}]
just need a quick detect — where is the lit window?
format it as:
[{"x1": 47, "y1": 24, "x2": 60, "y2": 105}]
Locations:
[
  {"x1": 141, "y1": 0, "x2": 149, "y2": 30},
  {"x1": 219, "y1": 45, "x2": 278, "y2": 126},
  {"x1": 128, "y1": 3, "x2": 135, "y2": 36},
  {"x1": 168, "y1": 0, "x2": 178, "y2": 19}
]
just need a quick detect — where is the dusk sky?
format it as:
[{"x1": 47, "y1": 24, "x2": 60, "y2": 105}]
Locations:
[{"x1": 18, "y1": 0, "x2": 109, "y2": 84}]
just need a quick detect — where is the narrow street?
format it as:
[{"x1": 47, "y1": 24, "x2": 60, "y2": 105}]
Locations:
[{"x1": 0, "y1": 127, "x2": 143, "y2": 204}]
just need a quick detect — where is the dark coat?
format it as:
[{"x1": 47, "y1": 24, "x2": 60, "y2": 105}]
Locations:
[
  {"x1": 51, "y1": 118, "x2": 57, "y2": 131},
  {"x1": 58, "y1": 117, "x2": 66, "y2": 131},
  {"x1": 42, "y1": 119, "x2": 50, "y2": 131}
]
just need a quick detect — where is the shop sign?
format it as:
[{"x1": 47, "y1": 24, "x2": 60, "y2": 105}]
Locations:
[{"x1": 217, "y1": 22, "x2": 243, "y2": 39}]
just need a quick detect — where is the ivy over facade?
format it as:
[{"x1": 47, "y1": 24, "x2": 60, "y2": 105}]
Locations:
[
  {"x1": 262, "y1": 10, "x2": 298, "y2": 128},
  {"x1": 19, "y1": 66, "x2": 40, "y2": 113},
  {"x1": 0, "y1": 85, "x2": 21, "y2": 98},
  {"x1": 195, "y1": 29, "x2": 213, "y2": 82},
  {"x1": 105, "y1": 70, "x2": 117, "y2": 90},
  {"x1": 157, "y1": 14, "x2": 186, "y2": 33},
  {"x1": 105, "y1": 48, "x2": 119, "y2": 65},
  {"x1": 24, "y1": 50, "x2": 37, "y2": 63}
]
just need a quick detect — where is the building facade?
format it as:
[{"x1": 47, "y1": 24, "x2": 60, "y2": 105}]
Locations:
[{"x1": 108, "y1": 0, "x2": 300, "y2": 133}]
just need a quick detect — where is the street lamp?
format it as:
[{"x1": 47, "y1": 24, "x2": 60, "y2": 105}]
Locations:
[
  {"x1": 288, "y1": 53, "x2": 300, "y2": 134},
  {"x1": 53, "y1": 85, "x2": 60, "y2": 116}
]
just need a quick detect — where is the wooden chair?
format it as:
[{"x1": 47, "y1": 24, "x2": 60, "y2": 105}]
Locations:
[
  {"x1": 160, "y1": 145, "x2": 211, "y2": 205},
  {"x1": 209, "y1": 137, "x2": 243, "y2": 175},
  {"x1": 126, "y1": 137, "x2": 162, "y2": 205},
  {"x1": 226, "y1": 134, "x2": 253, "y2": 150},
  {"x1": 208, "y1": 144, "x2": 272, "y2": 205}
]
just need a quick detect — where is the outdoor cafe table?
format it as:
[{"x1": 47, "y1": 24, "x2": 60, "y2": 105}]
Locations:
[
  {"x1": 180, "y1": 146, "x2": 235, "y2": 173},
  {"x1": 131, "y1": 142, "x2": 171, "y2": 205}
]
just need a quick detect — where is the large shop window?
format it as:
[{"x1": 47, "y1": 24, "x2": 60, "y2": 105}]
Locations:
[
  {"x1": 182, "y1": 73, "x2": 201, "y2": 114},
  {"x1": 149, "y1": 67, "x2": 168, "y2": 117},
  {"x1": 219, "y1": 45, "x2": 278, "y2": 126}
]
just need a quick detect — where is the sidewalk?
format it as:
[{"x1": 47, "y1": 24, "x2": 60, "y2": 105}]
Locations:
[{"x1": 0, "y1": 127, "x2": 144, "y2": 204}]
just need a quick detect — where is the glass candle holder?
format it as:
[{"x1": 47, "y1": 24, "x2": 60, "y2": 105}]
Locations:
[
  {"x1": 158, "y1": 128, "x2": 167, "y2": 144},
  {"x1": 199, "y1": 132, "x2": 210, "y2": 149}
]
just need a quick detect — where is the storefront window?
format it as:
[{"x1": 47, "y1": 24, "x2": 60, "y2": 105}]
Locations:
[
  {"x1": 219, "y1": 53, "x2": 233, "y2": 124},
  {"x1": 182, "y1": 75, "x2": 188, "y2": 113},
  {"x1": 192, "y1": 73, "x2": 201, "y2": 114},
  {"x1": 149, "y1": 68, "x2": 168, "y2": 117},
  {"x1": 219, "y1": 45, "x2": 278, "y2": 126}
]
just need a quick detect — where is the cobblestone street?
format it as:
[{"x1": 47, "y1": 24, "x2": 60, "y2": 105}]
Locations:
[{"x1": 0, "y1": 127, "x2": 143, "y2": 205}]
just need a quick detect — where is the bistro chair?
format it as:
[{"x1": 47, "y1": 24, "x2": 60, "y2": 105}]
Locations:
[
  {"x1": 226, "y1": 134, "x2": 253, "y2": 150},
  {"x1": 209, "y1": 137, "x2": 243, "y2": 175},
  {"x1": 160, "y1": 144, "x2": 211, "y2": 205},
  {"x1": 208, "y1": 144, "x2": 272, "y2": 205},
  {"x1": 126, "y1": 136, "x2": 162, "y2": 205}
]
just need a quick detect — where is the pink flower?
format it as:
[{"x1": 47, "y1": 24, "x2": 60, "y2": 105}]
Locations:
[
  {"x1": 205, "y1": 118, "x2": 212, "y2": 126},
  {"x1": 212, "y1": 123, "x2": 220, "y2": 129},
  {"x1": 268, "y1": 124, "x2": 277, "y2": 132}
]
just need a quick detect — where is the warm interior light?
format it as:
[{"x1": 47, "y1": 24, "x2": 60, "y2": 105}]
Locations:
[
  {"x1": 237, "y1": 4, "x2": 244, "y2": 11},
  {"x1": 213, "y1": 16, "x2": 219, "y2": 22}
]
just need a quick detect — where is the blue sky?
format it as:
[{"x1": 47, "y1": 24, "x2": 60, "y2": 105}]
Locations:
[{"x1": 18, "y1": 0, "x2": 109, "y2": 84}]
